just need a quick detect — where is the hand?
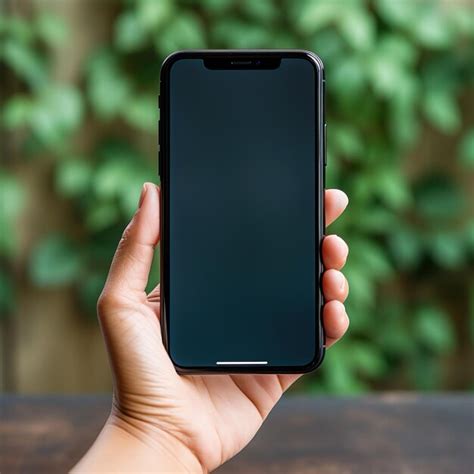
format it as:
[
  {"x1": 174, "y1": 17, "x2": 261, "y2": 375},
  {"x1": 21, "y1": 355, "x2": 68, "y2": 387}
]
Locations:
[{"x1": 73, "y1": 183, "x2": 349, "y2": 473}]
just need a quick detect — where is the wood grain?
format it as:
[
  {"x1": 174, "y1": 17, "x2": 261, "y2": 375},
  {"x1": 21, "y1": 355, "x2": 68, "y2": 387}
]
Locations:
[{"x1": 1, "y1": 395, "x2": 472, "y2": 473}]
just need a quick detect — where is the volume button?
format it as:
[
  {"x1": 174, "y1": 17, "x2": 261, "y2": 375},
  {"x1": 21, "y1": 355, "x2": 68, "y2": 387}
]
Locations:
[{"x1": 322, "y1": 80, "x2": 326, "y2": 124}]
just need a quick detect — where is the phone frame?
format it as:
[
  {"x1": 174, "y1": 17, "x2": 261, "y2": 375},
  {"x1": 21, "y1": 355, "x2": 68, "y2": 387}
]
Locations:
[{"x1": 159, "y1": 50, "x2": 326, "y2": 374}]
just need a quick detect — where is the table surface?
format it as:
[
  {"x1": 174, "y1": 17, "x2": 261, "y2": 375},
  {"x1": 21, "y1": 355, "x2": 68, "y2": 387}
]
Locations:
[{"x1": 1, "y1": 394, "x2": 473, "y2": 473}]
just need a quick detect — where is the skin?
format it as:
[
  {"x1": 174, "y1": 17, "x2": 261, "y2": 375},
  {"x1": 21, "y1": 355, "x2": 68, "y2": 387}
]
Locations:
[{"x1": 73, "y1": 184, "x2": 350, "y2": 473}]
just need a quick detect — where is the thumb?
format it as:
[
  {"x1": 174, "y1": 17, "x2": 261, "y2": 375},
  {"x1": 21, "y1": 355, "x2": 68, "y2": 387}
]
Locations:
[{"x1": 102, "y1": 183, "x2": 160, "y2": 299}]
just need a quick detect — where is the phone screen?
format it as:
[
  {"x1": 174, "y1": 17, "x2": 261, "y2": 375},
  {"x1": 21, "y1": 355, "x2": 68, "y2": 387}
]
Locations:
[{"x1": 166, "y1": 56, "x2": 321, "y2": 369}]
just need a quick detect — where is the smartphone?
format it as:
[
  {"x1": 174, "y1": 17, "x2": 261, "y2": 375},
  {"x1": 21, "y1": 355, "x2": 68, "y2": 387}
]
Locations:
[{"x1": 159, "y1": 50, "x2": 326, "y2": 374}]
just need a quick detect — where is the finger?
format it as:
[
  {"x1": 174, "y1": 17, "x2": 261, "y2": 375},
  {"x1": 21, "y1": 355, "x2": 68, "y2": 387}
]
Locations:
[
  {"x1": 322, "y1": 235, "x2": 349, "y2": 270},
  {"x1": 277, "y1": 374, "x2": 303, "y2": 392},
  {"x1": 323, "y1": 300, "x2": 349, "y2": 348},
  {"x1": 325, "y1": 189, "x2": 348, "y2": 227},
  {"x1": 147, "y1": 283, "x2": 160, "y2": 303},
  {"x1": 102, "y1": 183, "x2": 160, "y2": 298},
  {"x1": 322, "y1": 269, "x2": 349, "y2": 303},
  {"x1": 147, "y1": 283, "x2": 161, "y2": 317}
]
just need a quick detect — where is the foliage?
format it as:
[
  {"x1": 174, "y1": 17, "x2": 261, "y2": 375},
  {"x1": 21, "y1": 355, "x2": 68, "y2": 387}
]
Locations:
[{"x1": 1, "y1": 0, "x2": 473, "y2": 392}]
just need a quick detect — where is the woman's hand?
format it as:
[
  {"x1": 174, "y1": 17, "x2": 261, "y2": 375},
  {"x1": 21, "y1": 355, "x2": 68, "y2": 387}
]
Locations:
[{"x1": 73, "y1": 183, "x2": 349, "y2": 473}]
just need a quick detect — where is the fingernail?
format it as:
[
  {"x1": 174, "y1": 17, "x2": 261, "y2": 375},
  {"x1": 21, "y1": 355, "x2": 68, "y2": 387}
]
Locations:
[
  {"x1": 138, "y1": 183, "x2": 148, "y2": 208},
  {"x1": 336, "y1": 272, "x2": 345, "y2": 291},
  {"x1": 336, "y1": 235, "x2": 349, "y2": 259},
  {"x1": 338, "y1": 192, "x2": 349, "y2": 209}
]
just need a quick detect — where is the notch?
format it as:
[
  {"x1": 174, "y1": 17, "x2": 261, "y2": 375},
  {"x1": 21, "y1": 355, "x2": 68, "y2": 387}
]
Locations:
[{"x1": 204, "y1": 57, "x2": 281, "y2": 70}]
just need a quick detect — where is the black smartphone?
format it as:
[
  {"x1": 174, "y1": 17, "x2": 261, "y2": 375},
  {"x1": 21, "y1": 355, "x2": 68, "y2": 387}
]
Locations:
[{"x1": 159, "y1": 50, "x2": 326, "y2": 374}]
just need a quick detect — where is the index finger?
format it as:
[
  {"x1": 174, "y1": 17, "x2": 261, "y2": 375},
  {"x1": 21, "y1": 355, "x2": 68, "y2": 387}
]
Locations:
[{"x1": 325, "y1": 189, "x2": 348, "y2": 226}]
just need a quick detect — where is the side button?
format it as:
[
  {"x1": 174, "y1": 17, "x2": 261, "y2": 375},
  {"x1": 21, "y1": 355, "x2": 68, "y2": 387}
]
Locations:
[
  {"x1": 324, "y1": 123, "x2": 327, "y2": 166},
  {"x1": 158, "y1": 120, "x2": 161, "y2": 177}
]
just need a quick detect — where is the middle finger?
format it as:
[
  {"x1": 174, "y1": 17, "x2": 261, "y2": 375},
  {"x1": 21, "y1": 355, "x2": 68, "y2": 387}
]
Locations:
[{"x1": 322, "y1": 235, "x2": 349, "y2": 270}]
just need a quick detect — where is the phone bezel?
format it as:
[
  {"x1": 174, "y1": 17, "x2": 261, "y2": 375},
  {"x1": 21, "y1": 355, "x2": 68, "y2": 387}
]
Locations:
[{"x1": 159, "y1": 50, "x2": 326, "y2": 374}]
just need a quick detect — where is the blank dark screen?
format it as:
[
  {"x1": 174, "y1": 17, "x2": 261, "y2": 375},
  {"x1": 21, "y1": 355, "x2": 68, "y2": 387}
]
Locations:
[{"x1": 169, "y1": 58, "x2": 317, "y2": 367}]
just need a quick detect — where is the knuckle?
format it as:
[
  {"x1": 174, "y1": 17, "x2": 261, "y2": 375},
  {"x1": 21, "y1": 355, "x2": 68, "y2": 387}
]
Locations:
[
  {"x1": 97, "y1": 290, "x2": 117, "y2": 317},
  {"x1": 117, "y1": 224, "x2": 133, "y2": 250}
]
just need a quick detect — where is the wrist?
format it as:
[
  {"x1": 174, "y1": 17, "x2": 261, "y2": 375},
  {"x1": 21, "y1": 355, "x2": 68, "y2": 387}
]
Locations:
[
  {"x1": 109, "y1": 409, "x2": 204, "y2": 473},
  {"x1": 73, "y1": 410, "x2": 204, "y2": 473}
]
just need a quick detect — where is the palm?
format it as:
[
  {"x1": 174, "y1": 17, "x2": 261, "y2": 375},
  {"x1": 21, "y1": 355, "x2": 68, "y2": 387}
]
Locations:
[
  {"x1": 92, "y1": 185, "x2": 349, "y2": 473},
  {"x1": 105, "y1": 291, "x2": 296, "y2": 472}
]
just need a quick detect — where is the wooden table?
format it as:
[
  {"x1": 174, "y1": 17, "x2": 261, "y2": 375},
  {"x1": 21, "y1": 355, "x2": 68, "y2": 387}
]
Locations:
[{"x1": 1, "y1": 394, "x2": 473, "y2": 473}]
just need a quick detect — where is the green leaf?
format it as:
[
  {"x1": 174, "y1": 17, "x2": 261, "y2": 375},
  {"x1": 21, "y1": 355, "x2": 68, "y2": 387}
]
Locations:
[
  {"x1": 323, "y1": 345, "x2": 368, "y2": 393},
  {"x1": 427, "y1": 232, "x2": 465, "y2": 268},
  {"x1": 93, "y1": 159, "x2": 135, "y2": 199},
  {"x1": 115, "y1": 12, "x2": 148, "y2": 51},
  {"x1": 87, "y1": 50, "x2": 131, "y2": 118},
  {"x1": 56, "y1": 157, "x2": 93, "y2": 197},
  {"x1": 0, "y1": 173, "x2": 24, "y2": 256},
  {"x1": 200, "y1": 0, "x2": 235, "y2": 15},
  {"x1": 85, "y1": 202, "x2": 120, "y2": 231},
  {"x1": 388, "y1": 76, "x2": 420, "y2": 147},
  {"x1": 450, "y1": 6, "x2": 474, "y2": 37},
  {"x1": 2, "y1": 95, "x2": 33, "y2": 128},
  {"x1": 343, "y1": 263, "x2": 376, "y2": 309},
  {"x1": 30, "y1": 86, "x2": 83, "y2": 146},
  {"x1": 241, "y1": 0, "x2": 278, "y2": 22},
  {"x1": 156, "y1": 12, "x2": 206, "y2": 55},
  {"x1": 376, "y1": 303, "x2": 417, "y2": 357},
  {"x1": 331, "y1": 56, "x2": 366, "y2": 97},
  {"x1": 368, "y1": 52, "x2": 406, "y2": 97},
  {"x1": 92, "y1": 145, "x2": 154, "y2": 217},
  {"x1": 414, "y1": 7, "x2": 455, "y2": 49},
  {"x1": 414, "y1": 174, "x2": 464, "y2": 221},
  {"x1": 338, "y1": 7, "x2": 375, "y2": 52},
  {"x1": 121, "y1": 94, "x2": 158, "y2": 132},
  {"x1": 378, "y1": 34, "x2": 417, "y2": 66},
  {"x1": 0, "y1": 173, "x2": 24, "y2": 222},
  {"x1": 348, "y1": 342, "x2": 387, "y2": 377},
  {"x1": 136, "y1": 0, "x2": 173, "y2": 30},
  {"x1": 118, "y1": 167, "x2": 156, "y2": 217},
  {"x1": 29, "y1": 235, "x2": 82, "y2": 286},
  {"x1": 309, "y1": 30, "x2": 345, "y2": 64},
  {"x1": 352, "y1": 239, "x2": 393, "y2": 278},
  {"x1": 389, "y1": 227, "x2": 422, "y2": 269},
  {"x1": 36, "y1": 12, "x2": 67, "y2": 46},
  {"x1": 423, "y1": 88, "x2": 461, "y2": 133},
  {"x1": 211, "y1": 19, "x2": 272, "y2": 48},
  {"x1": 458, "y1": 129, "x2": 474, "y2": 168},
  {"x1": 2, "y1": 38, "x2": 48, "y2": 87},
  {"x1": 414, "y1": 306, "x2": 455, "y2": 353},
  {"x1": 3, "y1": 16, "x2": 34, "y2": 42},
  {"x1": 330, "y1": 124, "x2": 364, "y2": 159},
  {"x1": 410, "y1": 352, "x2": 443, "y2": 390},
  {"x1": 355, "y1": 207, "x2": 398, "y2": 233},
  {"x1": 375, "y1": 167, "x2": 411, "y2": 210},
  {"x1": 388, "y1": 103, "x2": 419, "y2": 148},
  {"x1": 295, "y1": 0, "x2": 340, "y2": 35},
  {"x1": 375, "y1": 0, "x2": 419, "y2": 28},
  {"x1": 422, "y1": 55, "x2": 460, "y2": 91}
]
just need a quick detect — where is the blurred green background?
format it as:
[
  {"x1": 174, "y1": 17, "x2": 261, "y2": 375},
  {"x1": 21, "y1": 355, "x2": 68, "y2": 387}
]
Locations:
[{"x1": 1, "y1": 0, "x2": 473, "y2": 394}]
